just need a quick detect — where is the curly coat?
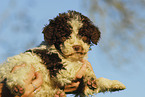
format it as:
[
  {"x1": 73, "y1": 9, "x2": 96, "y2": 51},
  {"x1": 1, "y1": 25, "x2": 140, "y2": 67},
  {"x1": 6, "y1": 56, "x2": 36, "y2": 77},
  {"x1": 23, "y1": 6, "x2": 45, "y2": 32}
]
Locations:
[{"x1": 0, "y1": 10, "x2": 125, "y2": 97}]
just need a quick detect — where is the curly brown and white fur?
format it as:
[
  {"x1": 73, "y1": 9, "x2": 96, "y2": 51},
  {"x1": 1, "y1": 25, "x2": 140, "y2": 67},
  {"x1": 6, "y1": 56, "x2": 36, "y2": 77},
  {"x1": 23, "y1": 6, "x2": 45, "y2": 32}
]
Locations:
[{"x1": 0, "y1": 10, "x2": 125, "y2": 97}]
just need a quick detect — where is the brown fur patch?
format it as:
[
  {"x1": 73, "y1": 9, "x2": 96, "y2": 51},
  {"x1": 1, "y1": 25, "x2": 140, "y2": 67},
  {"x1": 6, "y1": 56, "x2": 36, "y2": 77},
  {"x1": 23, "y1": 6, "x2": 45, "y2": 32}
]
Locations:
[
  {"x1": 26, "y1": 50, "x2": 65, "y2": 77},
  {"x1": 0, "y1": 79, "x2": 15, "y2": 97}
]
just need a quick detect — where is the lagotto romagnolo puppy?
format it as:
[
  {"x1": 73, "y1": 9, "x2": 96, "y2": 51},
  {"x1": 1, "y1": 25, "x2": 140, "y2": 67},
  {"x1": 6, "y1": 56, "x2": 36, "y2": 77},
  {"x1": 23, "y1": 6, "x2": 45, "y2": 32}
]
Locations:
[{"x1": 0, "y1": 10, "x2": 126, "y2": 97}]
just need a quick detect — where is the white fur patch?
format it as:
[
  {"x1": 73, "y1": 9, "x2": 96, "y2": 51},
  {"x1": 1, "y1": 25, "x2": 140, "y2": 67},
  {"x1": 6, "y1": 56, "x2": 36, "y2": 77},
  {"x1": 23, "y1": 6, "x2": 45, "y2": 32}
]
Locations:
[{"x1": 68, "y1": 18, "x2": 83, "y2": 35}]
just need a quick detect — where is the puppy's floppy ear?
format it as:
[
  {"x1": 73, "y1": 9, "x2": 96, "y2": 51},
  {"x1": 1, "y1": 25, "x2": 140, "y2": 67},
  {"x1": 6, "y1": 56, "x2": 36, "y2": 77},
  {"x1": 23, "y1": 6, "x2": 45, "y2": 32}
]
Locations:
[
  {"x1": 42, "y1": 20, "x2": 56, "y2": 45},
  {"x1": 90, "y1": 25, "x2": 101, "y2": 45},
  {"x1": 79, "y1": 14, "x2": 101, "y2": 45}
]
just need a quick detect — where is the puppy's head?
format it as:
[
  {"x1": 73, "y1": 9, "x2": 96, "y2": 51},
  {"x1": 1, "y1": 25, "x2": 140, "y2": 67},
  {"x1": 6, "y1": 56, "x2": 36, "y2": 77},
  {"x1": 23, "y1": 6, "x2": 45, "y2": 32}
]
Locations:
[{"x1": 42, "y1": 10, "x2": 101, "y2": 60}]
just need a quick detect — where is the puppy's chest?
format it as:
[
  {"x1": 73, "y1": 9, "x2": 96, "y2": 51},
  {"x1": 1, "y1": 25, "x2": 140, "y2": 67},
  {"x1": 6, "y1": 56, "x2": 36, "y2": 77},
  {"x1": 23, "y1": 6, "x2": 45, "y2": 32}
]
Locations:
[
  {"x1": 61, "y1": 59, "x2": 83, "y2": 77},
  {"x1": 55, "y1": 59, "x2": 83, "y2": 84}
]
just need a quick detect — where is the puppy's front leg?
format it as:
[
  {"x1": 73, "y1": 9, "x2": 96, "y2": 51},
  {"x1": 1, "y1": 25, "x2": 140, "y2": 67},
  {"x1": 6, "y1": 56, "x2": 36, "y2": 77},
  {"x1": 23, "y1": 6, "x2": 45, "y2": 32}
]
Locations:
[
  {"x1": 78, "y1": 60, "x2": 97, "y2": 96},
  {"x1": 82, "y1": 60, "x2": 126, "y2": 95}
]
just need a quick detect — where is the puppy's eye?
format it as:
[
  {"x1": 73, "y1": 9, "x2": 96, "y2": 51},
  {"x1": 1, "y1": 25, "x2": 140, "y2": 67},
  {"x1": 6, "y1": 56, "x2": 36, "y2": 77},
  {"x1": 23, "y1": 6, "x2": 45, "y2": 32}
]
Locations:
[
  {"x1": 82, "y1": 36, "x2": 88, "y2": 41},
  {"x1": 81, "y1": 36, "x2": 90, "y2": 44},
  {"x1": 61, "y1": 37, "x2": 66, "y2": 41}
]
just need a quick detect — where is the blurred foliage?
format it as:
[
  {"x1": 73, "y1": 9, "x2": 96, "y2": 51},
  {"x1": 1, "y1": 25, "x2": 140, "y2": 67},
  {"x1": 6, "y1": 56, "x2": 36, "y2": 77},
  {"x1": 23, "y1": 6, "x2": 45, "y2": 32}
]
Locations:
[{"x1": 82, "y1": 0, "x2": 145, "y2": 67}]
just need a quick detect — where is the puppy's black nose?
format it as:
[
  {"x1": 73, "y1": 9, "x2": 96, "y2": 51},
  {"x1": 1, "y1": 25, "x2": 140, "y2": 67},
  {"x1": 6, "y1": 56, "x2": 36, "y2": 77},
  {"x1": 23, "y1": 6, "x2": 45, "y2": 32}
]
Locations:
[{"x1": 73, "y1": 45, "x2": 83, "y2": 51}]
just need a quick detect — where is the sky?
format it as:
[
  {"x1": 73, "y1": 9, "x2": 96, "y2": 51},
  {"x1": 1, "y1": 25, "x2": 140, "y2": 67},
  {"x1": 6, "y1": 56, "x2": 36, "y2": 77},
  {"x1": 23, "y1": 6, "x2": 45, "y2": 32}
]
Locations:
[{"x1": 0, "y1": 0, "x2": 145, "y2": 97}]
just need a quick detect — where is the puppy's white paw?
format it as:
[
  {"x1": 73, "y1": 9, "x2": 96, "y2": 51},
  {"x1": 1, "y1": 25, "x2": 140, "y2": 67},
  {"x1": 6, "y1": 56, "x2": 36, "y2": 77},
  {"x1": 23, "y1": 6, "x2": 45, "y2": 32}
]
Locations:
[
  {"x1": 110, "y1": 80, "x2": 126, "y2": 91},
  {"x1": 96, "y1": 77, "x2": 126, "y2": 92}
]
